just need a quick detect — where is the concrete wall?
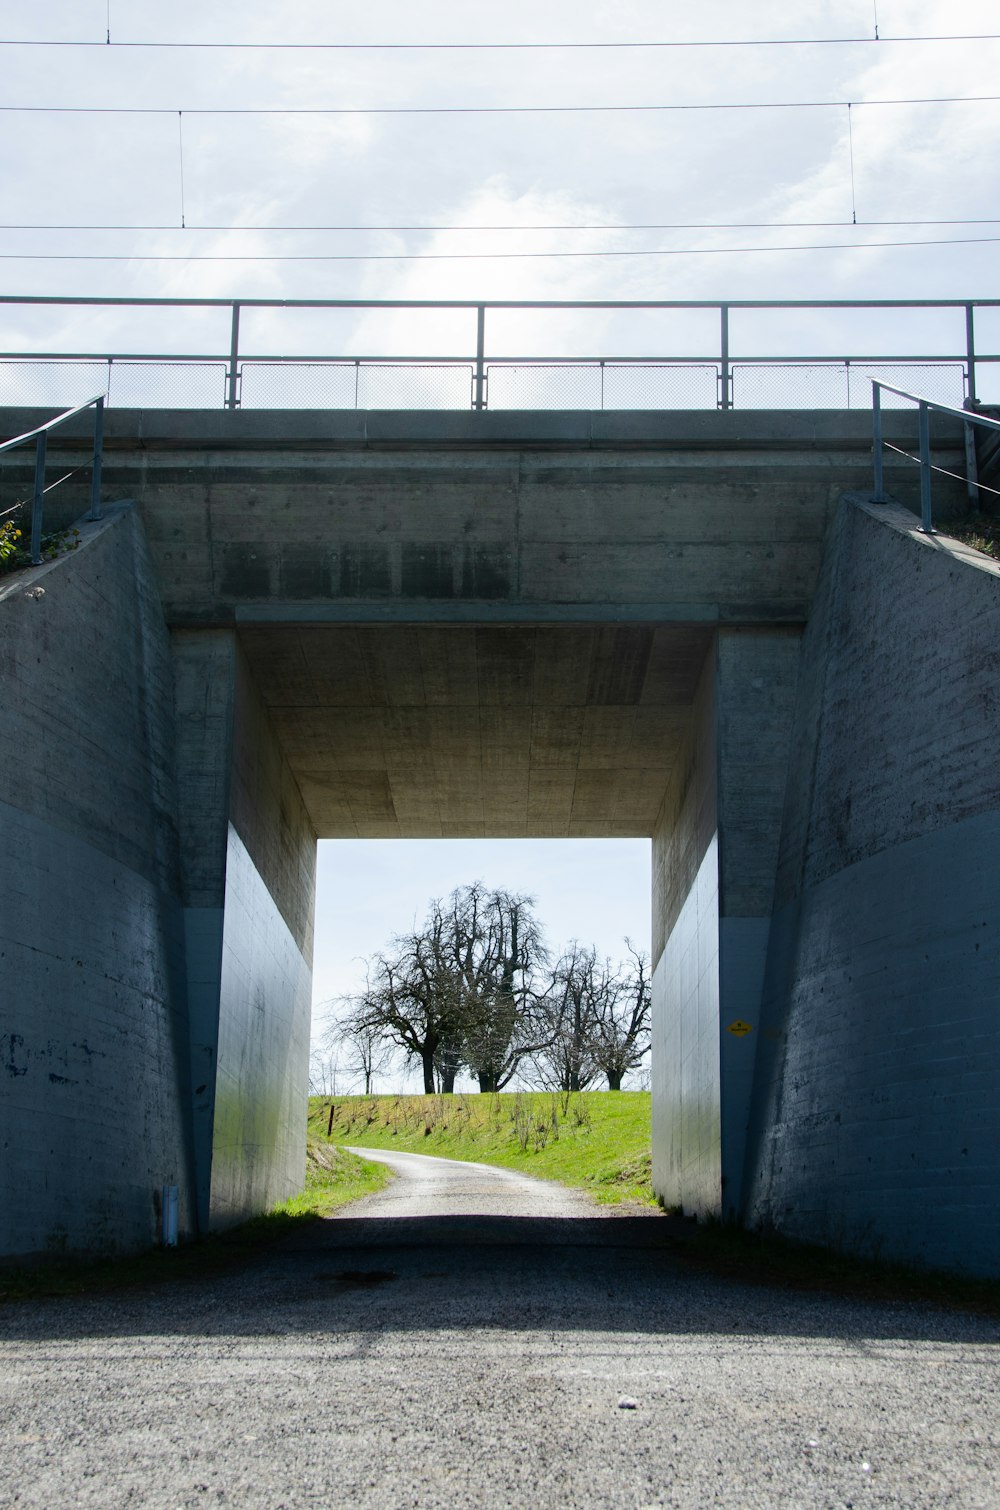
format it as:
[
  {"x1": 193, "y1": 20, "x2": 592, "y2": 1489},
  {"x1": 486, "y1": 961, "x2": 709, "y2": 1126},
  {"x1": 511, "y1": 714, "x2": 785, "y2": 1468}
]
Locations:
[
  {"x1": 651, "y1": 652, "x2": 721, "y2": 1215},
  {"x1": 0, "y1": 506, "x2": 194, "y2": 1257},
  {"x1": 744, "y1": 500, "x2": 1000, "y2": 1276},
  {"x1": 0, "y1": 407, "x2": 969, "y2": 629},
  {"x1": 173, "y1": 631, "x2": 316, "y2": 1232},
  {"x1": 1, "y1": 506, "x2": 316, "y2": 1259},
  {"x1": 651, "y1": 629, "x2": 800, "y2": 1220}
]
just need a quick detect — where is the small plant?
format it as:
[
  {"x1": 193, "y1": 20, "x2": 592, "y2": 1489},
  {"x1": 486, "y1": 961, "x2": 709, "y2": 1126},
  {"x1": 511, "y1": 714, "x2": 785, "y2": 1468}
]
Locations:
[
  {"x1": 0, "y1": 521, "x2": 81, "y2": 574},
  {"x1": 0, "y1": 518, "x2": 22, "y2": 568}
]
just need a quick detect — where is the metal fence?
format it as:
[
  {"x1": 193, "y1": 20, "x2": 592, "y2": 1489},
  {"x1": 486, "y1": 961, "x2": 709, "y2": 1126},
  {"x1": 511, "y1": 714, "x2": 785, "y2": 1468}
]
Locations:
[{"x1": 0, "y1": 297, "x2": 996, "y2": 412}]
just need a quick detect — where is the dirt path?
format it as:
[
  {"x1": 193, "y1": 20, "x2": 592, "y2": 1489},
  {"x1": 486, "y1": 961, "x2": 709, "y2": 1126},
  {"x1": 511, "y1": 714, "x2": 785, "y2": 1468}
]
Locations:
[{"x1": 1, "y1": 1152, "x2": 997, "y2": 1508}]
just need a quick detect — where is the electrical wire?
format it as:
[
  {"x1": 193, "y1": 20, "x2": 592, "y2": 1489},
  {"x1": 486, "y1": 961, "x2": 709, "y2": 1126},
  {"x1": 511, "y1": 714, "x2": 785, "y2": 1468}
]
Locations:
[
  {"x1": 1, "y1": 33, "x2": 999, "y2": 50},
  {"x1": 1, "y1": 235, "x2": 999, "y2": 262},
  {"x1": 2, "y1": 94, "x2": 998, "y2": 115},
  {"x1": 1, "y1": 218, "x2": 999, "y2": 233}
]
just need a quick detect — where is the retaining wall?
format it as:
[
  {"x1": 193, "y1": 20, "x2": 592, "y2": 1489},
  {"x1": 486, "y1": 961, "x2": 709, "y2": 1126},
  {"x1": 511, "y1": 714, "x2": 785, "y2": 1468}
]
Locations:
[
  {"x1": 0, "y1": 507, "x2": 194, "y2": 1257},
  {"x1": 744, "y1": 499, "x2": 1000, "y2": 1276}
]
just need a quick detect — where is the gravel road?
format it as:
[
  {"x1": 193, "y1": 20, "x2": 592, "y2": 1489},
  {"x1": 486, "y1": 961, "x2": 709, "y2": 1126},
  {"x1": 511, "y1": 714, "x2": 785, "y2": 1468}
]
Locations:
[{"x1": 1, "y1": 1150, "x2": 997, "y2": 1509}]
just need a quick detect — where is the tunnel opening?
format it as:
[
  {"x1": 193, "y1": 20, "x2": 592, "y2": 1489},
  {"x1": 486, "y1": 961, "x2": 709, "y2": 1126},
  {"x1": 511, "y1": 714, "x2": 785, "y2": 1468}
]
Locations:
[{"x1": 227, "y1": 619, "x2": 801, "y2": 1230}]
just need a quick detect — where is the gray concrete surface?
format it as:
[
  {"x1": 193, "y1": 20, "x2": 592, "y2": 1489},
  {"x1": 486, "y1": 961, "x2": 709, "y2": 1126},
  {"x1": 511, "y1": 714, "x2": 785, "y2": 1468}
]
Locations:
[
  {"x1": 744, "y1": 499, "x2": 1000, "y2": 1277},
  {"x1": 0, "y1": 407, "x2": 969, "y2": 627},
  {"x1": 174, "y1": 631, "x2": 316, "y2": 1235},
  {"x1": 240, "y1": 623, "x2": 713, "y2": 839},
  {"x1": 0, "y1": 505, "x2": 196, "y2": 1258},
  {"x1": 1, "y1": 1151, "x2": 997, "y2": 1510}
]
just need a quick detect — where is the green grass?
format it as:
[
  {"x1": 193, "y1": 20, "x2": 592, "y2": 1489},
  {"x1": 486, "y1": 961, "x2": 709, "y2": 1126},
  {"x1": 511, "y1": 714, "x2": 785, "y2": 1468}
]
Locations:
[
  {"x1": 0, "y1": 1141, "x2": 391, "y2": 1304},
  {"x1": 953, "y1": 510, "x2": 1000, "y2": 560},
  {"x1": 310, "y1": 1090, "x2": 655, "y2": 1206}
]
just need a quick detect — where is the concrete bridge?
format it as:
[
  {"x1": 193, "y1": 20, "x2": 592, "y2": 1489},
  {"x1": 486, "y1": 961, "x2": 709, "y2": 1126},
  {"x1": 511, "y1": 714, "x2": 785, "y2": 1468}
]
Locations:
[{"x1": 2, "y1": 406, "x2": 997, "y2": 1275}]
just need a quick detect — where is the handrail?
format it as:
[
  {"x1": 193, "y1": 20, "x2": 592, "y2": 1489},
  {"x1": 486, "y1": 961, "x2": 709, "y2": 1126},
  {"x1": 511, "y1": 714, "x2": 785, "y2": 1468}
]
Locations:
[
  {"x1": 0, "y1": 392, "x2": 106, "y2": 455},
  {"x1": 870, "y1": 380, "x2": 1000, "y2": 533},
  {"x1": 0, "y1": 295, "x2": 997, "y2": 412},
  {"x1": 1, "y1": 394, "x2": 105, "y2": 564}
]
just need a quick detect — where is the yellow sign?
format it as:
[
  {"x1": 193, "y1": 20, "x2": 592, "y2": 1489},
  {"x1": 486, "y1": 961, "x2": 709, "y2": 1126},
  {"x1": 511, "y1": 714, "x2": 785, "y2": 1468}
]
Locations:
[{"x1": 727, "y1": 1019, "x2": 753, "y2": 1037}]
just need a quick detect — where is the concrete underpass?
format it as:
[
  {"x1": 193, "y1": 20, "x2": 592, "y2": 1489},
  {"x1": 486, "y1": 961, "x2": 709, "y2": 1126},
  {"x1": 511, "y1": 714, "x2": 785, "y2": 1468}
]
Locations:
[{"x1": 1, "y1": 406, "x2": 997, "y2": 1277}]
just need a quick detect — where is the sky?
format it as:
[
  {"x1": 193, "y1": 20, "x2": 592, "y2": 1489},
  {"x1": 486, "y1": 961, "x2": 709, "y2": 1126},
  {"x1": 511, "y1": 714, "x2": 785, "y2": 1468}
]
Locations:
[{"x1": 4, "y1": 1, "x2": 999, "y2": 1083}]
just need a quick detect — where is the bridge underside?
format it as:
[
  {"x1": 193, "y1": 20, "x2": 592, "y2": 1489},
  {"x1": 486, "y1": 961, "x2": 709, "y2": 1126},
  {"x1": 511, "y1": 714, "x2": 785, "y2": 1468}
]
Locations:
[{"x1": 240, "y1": 624, "x2": 712, "y2": 839}]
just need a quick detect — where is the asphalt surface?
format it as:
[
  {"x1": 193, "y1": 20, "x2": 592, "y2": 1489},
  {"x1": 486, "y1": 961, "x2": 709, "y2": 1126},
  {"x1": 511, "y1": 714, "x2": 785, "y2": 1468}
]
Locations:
[{"x1": 1, "y1": 1150, "x2": 998, "y2": 1509}]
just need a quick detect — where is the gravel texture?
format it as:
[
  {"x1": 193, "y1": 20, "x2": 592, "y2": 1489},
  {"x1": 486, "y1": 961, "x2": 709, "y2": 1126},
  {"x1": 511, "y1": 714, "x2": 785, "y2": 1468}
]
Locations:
[{"x1": 1, "y1": 1151, "x2": 997, "y2": 1509}]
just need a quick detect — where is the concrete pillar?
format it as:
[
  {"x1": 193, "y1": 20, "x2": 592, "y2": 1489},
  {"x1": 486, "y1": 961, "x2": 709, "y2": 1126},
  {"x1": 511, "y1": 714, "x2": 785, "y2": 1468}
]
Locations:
[
  {"x1": 651, "y1": 628, "x2": 800, "y2": 1220},
  {"x1": 173, "y1": 630, "x2": 317, "y2": 1233}
]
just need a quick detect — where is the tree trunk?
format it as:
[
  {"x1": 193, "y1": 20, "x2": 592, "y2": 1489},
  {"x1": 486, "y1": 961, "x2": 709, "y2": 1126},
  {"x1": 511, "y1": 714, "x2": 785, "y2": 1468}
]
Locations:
[
  {"x1": 421, "y1": 1051, "x2": 436, "y2": 1095},
  {"x1": 478, "y1": 1070, "x2": 499, "y2": 1093},
  {"x1": 607, "y1": 1070, "x2": 623, "y2": 1091},
  {"x1": 440, "y1": 1067, "x2": 457, "y2": 1094}
]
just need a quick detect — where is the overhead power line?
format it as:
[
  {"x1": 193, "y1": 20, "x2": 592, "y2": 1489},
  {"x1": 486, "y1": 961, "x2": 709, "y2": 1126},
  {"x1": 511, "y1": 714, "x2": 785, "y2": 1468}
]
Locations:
[
  {"x1": 1, "y1": 234, "x2": 999, "y2": 262},
  {"x1": 2, "y1": 94, "x2": 998, "y2": 116},
  {"x1": 1, "y1": 33, "x2": 999, "y2": 50},
  {"x1": 2, "y1": 218, "x2": 1000, "y2": 233}
]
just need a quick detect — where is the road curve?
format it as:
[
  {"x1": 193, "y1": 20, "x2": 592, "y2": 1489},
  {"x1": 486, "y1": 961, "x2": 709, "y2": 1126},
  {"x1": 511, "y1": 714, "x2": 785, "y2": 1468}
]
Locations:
[{"x1": 342, "y1": 1144, "x2": 604, "y2": 1220}]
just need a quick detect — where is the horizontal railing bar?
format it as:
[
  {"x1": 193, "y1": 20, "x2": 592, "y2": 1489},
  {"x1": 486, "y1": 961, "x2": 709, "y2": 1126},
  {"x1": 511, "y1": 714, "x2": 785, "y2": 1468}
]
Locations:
[
  {"x1": 0, "y1": 352, "x2": 230, "y2": 363},
  {"x1": 0, "y1": 351, "x2": 990, "y2": 367},
  {"x1": 1, "y1": 295, "x2": 1000, "y2": 311},
  {"x1": 0, "y1": 394, "x2": 104, "y2": 454},
  {"x1": 871, "y1": 380, "x2": 1000, "y2": 431}
]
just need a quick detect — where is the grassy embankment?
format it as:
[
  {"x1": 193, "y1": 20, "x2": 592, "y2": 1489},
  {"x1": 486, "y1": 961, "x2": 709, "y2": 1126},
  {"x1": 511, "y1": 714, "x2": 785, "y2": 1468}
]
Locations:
[
  {"x1": 0, "y1": 1142, "x2": 391, "y2": 1303},
  {"x1": 311, "y1": 1089, "x2": 655, "y2": 1206}
]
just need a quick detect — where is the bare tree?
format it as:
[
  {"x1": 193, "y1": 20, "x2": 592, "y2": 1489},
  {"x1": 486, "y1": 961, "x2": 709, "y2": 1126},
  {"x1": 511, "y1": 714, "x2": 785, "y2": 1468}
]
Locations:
[
  {"x1": 345, "y1": 901, "x2": 466, "y2": 1094},
  {"x1": 444, "y1": 882, "x2": 550, "y2": 1092},
  {"x1": 323, "y1": 992, "x2": 394, "y2": 1094},
  {"x1": 532, "y1": 942, "x2": 604, "y2": 1092},
  {"x1": 334, "y1": 883, "x2": 549, "y2": 1094},
  {"x1": 308, "y1": 1044, "x2": 340, "y2": 1096},
  {"x1": 589, "y1": 940, "x2": 651, "y2": 1091},
  {"x1": 528, "y1": 940, "x2": 651, "y2": 1092}
]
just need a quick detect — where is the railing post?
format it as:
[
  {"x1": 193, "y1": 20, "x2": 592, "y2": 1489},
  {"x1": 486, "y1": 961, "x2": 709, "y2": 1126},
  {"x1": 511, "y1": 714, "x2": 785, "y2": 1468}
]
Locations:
[
  {"x1": 89, "y1": 396, "x2": 104, "y2": 522},
  {"x1": 718, "y1": 304, "x2": 731, "y2": 410},
  {"x1": 965, "y1": 303, "x2": 977, "y2": 407},
  {"x1": 226, "y1": 302, "x2": 241, "y2": 410},
  {"x1": 473, "y1": 305, "x2": 486, "y2": 411},
  {"x1": 30, "y1": 432, "x2": 46, "y2": 565},
  {"x1": 917, "y1": 399, "x2": 935, "y2": 533},
  {"x1": 964, "y1": 304, "x2": 981, "y2": 505},
  {"x1": 871, "y1": 382, "x2": 887, "y2": 502},
  {"x1": 964, "y1": 399, "x2": 981, "y2": 506}
]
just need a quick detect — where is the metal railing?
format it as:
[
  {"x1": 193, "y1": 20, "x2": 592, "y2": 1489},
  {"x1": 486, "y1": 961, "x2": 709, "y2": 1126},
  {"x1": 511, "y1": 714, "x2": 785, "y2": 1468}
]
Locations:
[
  {"x1": 0, "y1": 395, "x2": 104, "y2": 564},
  {"x1": 0, "y1": 296, "x2": 997, "y2": 412},
  {"x1": 871, "y1": 382, "x2": 1000, "y2": 534}
]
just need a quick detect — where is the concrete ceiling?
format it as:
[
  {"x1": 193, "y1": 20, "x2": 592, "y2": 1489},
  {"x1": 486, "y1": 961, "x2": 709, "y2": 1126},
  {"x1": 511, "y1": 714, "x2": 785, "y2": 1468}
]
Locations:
[{"x1": 239, "y1": 624, "x2": 712, "y2": 839}]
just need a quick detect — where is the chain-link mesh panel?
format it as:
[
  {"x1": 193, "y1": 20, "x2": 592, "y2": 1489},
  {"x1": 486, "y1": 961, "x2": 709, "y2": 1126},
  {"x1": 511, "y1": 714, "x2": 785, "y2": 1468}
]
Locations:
[
  {"x1": 602, "y1": 364, "x2": 719, "y2": 409},
  {"x1": 0, "y1": 361, "x2": 110, "y2": 408},
  {"x1": 845, "y1": 363, "x2": 967, "y2": 409},
  {"x1": 731, "y1": 364, "x2": 851, "y2": 409},
  {"x1": 239, "y1": 362, "x2": 359, "y2": 409},
  {"x1": 731, "y1": 361, "x2": 967, "y2": 410},
  {"x1": 104, "y1": 363, "x2": 228, "y2": 408},
  {"x1": 486, "y1": 365, "x2": 604, "y2": 409},
  {"x1": 357, "y1": 364, "x2": 474, "y2": 409}
]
